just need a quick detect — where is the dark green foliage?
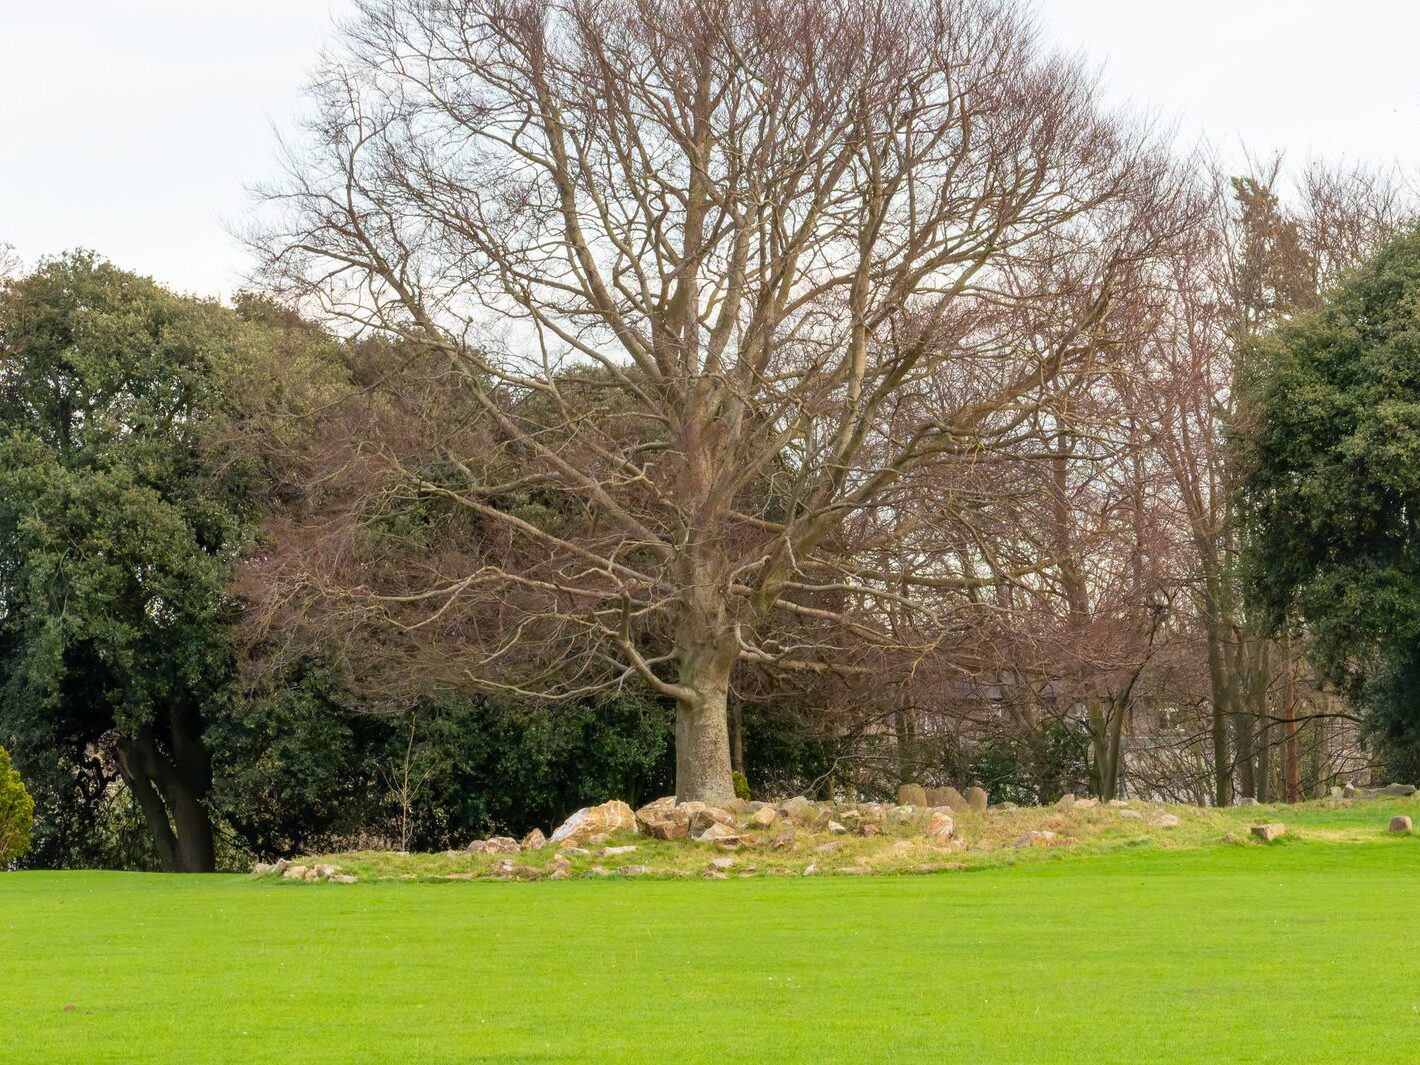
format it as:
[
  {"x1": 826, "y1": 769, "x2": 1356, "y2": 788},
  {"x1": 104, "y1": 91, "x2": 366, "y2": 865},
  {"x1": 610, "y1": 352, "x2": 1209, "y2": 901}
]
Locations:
[
  {"x1": 739, "y1": 703, "x2": 842, "y2": 799},
  {"x1": 0, "y1": 743, "x2": 34, "y2": 865},
  {"x1": 1241, "y1": 226, "x2": 1420, "y2": 770},
  {"x1": 205, "y1": 668, "x2": 675, "y2": 858},
  {"x1": 398, "y1": 691, "x2": 674, "y2": 847},
  {"x1": 0, "y1": 253, "x2": 263, "y2": 870},
  {"x1": 967, "y1": 718, "x2": 1092, "y2": 805}
]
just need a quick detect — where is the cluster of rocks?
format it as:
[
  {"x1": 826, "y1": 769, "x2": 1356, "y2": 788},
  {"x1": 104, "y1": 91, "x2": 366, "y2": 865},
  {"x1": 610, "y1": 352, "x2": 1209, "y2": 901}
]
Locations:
[
  {"x1": 896, "y1": 784, "x2": 988, "y2": 813},
  {"x1": 255, "y1": 859, "x2": 357, "y2": 884},
  {"x1": 465, "y1": 828, "x2": 547, "y2": 854},
  {"x1": 1331, "y1": 782, "x2": 1417, "y2": 800},
  {"x1": 545, "y1": 795, "x2": 959, "y2": 850}
]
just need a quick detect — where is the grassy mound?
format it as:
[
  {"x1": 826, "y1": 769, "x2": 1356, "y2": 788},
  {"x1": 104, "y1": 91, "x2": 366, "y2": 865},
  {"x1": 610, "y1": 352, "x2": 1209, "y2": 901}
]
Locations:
[{"x1": 274, "y1": 794, "x2": 1419, "y2": 883}]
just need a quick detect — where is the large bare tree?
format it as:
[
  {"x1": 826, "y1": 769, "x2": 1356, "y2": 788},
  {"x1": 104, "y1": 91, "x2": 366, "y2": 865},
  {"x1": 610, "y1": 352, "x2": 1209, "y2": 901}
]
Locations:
[{"x1": 253, "y1": 0, "x2": 1176, "y2": 801}]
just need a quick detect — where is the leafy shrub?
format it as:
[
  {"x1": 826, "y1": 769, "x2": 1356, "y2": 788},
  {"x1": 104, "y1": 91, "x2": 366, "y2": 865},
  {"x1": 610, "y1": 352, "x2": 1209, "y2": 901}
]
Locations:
[{"x1": 0, "y1": 745, "x2": 35, "y2": 865}]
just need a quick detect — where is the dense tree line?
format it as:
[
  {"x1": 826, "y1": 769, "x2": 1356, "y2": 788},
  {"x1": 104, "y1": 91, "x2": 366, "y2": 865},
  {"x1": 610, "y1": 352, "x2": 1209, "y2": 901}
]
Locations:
[{"x1": 3, "y1": 0, "x2": 1419, "y2": 871}]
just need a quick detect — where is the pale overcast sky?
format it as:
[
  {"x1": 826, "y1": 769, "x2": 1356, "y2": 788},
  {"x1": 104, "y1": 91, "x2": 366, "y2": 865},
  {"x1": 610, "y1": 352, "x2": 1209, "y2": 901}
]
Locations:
[{"x1": 3, "y1": 1, "x2": 1418, "y2": 300}]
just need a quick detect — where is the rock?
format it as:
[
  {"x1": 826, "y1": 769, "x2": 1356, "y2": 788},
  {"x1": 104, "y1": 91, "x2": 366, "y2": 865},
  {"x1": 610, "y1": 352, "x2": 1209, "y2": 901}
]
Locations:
[
  {"x1": 1330, "y1": 786, "x2": 1344, "y2": 800},
  {"x1": 550, "y1": 800, "x2": 637, "y2": 845},
  {"x1": 990, "y1": 801, "x2": 1018, "y2": 812},
  {"x1": 550, "y1": 868, "x2": 570, "y2": 880},
  {"x1": 1342, "y1": 783, "x2": 1357, "y2": 799},
  {"x1": 520, "y1": 828, "x2": 547, "y2": 850},
  {"x1": 557, "y1": 847, "x2": 590, "y2": 858},
  {"x1": 617, "y1": 865, "x2": 649, "y2": 877},
  {"x1": 484, "y1": 837, "x2": 520, "y2": 854},
  {"x1": 1023, "y1": 831, "x2": 1062, "y2": 847},
  {"x1": 282, "y1": 865, "x2": 308, "y2": 881},
  {"x1": 602, "y1": 845, "x2": 638, "y2": 857},
  {"x1": 1152, "y1": 814, "x2": 1181, "y2": 828},
  {"x1": 941, "y1": 786, "x2": 969, "y2": 812},
  {"x1": 587, "y1": 866, "x2": 612, "y2": 877},
  {"x1": 1237, "y1": 796, "x2": 1259, "y2": 807},
  {"x1": 708, "y1": 856, "x2": 736, "y2": 870},
  {"x1": 694, "y1": 822, "x2": 741, "y2": 844},
  {"x1": 770, "y1": 829, "x2": 796, "y2": 850},
  {"x1": 1056, "y1": 793, "x2": 1076, "y2": 809},
  {"x1": 1380, "y1": 783, "x2": 1417, "y2": 797},
  {"x1": 1250, "y1": 822, "x2": 1286, "y2": 842},
  {"x1": 702, "y1": 869, "x2": 729, "y2": 880},
  {"x1": 750, "y1": 806, "x2": 778, "y2": 827},
  {"x1": 965, "y1": 787, "x2": 988, "y2": 813},
  {"x1": 1314, "y1": 783, "x2": 1328, "y2": 800},
  {"x1": 1117, "y1": 809, "x2": 1143, "y2": 820},
  {"x1": 686, "y1": 804, "x2": 736, "y2": 834},
  {"x1": 1107, "y1": 799, "x2": 1130, "y2": 808},
  {"x1": 272, "y1": 859, "x2": 290, "y2": 874},
  {"x1": 814, "y1": 840, "x2": 842, "y2": 854},
  {"x1": 1390, "y1": 815, "x2": 1413, "y2": 834},
  {"x1": 639, "y1": 814, "x2": 689, "y2": 841},
  {"x1": 547, "y1": 855, "x2": 572, "y2": 871},
  {"x1": 897, "y1": 783, "x2": 928, "y2": 807},
  {"x1": 859, "y1": 823, "x2": 881, "y2": 837},
  {"x1": 312, "y1": 864, "x2": 340, "y2": 879},
  {"x1": 803, "y1": 863, "x2": 818, "y2": 875},
  {"x1": 252, "y1": 863, "x2": 275, "y2": 876},
  {"x1": 466, "y1": 839, "x2": 490, "y2": 853},
  {"x1": 781, "y1": 796, "x2": 816, "y2": 823},
  {"x1": 1074, "y1": 797, "x2": 1099, "y2": 809},
  {"x1": 925, "y1": 811, "x2": 954, "y2": 844},
  {"x1": 827, "y1": 820, "x2": 847, "y2": 834}
]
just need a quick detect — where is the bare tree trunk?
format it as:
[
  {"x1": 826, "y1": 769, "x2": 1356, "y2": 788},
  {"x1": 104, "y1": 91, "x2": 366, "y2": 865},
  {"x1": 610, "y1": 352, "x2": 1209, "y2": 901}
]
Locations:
[
  {"x1": 1284, "y1": 633, "x2": 1301, "y2": 803},
  {"x1": 674, "y1": 648, "x2": 736, "y2": 803}
]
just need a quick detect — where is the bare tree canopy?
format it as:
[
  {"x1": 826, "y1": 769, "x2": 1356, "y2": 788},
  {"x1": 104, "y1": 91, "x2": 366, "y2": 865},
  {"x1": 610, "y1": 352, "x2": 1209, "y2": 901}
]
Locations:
[{"x1": 252, "y1": 0, "x2": 1187, "y2": 801}]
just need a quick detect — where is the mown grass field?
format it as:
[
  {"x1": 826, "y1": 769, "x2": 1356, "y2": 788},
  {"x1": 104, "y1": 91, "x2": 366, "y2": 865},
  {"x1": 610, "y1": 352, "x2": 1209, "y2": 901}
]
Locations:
[{"x1": 5, "y1": 803, "x2": 1420, "y2": 1064}]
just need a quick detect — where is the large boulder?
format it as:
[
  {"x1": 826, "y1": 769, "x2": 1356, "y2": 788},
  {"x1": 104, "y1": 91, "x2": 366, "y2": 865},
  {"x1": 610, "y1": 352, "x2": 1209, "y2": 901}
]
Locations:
[
  {"x1": 1250, "y1": 822, "x2": 1285, "y2": 842},
  {"x1": 551, "y1": 800, "x2": 638, "y2": 845},
  {"x1": 484, "y1": 836, "x2": 520, "y2": 854},
  {"x1": 1390, "y1": 815, "x2": 1413, "y2": 834},
  {"x1": 965, "y1": 787, "x2": 989, "y2": 813},
  {"x1": 781, "y1": 796, "x2": 820, "y2": 826},
  {"x1": 635, "y1": 797, "x2": 689, "y2": 840},
  {"x1": 520, "y1": 828, "x2": 547, "y2": 850},
  {"x1": 925, "y1": 811, "x2": 954, "y2": 844},
  {"x1": 897, "y1": 784, "x2": 928, "y2": 808},
  {"x1": 749, "y1": 806, "x2": 778, "y2": 828},
  {"x1": 694, "y1": 822, "x2": 741, "y2": 845},
  {"x1": 687, "y1": 804, "x2": 735, "y2": 833}
]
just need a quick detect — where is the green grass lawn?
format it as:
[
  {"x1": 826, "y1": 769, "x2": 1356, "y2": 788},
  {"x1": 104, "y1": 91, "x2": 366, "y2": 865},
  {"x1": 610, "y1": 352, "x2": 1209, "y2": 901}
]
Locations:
[{"x1": 5, "y1": 832, "x2": 1420, "y2": 1063}]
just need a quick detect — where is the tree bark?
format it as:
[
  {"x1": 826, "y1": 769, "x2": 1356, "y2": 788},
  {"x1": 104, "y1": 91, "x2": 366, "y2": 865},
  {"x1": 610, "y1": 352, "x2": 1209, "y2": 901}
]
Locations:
[
  {"x1": 674, "y1": 653, "x2": 736, "y2": 804},
  {"x1": 114, "y1": 714, "x2": 216, "y2": 873}
]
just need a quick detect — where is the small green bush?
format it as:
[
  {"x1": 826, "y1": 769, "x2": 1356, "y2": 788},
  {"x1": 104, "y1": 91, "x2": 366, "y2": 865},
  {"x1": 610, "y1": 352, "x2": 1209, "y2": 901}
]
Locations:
[
  {"x1": 0, "y1": 745, "x2": 35, "y2": 866},
  {"x1": 732, "y1": 770, "x2": 752, "y2": 802}
]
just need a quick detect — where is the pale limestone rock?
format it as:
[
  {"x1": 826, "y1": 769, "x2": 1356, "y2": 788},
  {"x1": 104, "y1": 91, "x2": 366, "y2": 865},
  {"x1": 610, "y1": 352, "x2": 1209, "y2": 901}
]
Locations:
[
  {"x1": 550, "y1": 800, "x2": 637, "y2": 845},
  {"x1": 926, "y1": 811, "x2": 954, "y2": 844}
]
